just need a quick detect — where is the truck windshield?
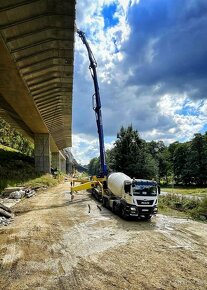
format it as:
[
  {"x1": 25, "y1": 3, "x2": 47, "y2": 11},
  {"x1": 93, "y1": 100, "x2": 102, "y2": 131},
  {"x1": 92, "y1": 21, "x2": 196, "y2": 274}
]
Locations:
[{"x1": 132, "y1": 181, "x2": 157, "y2": 196}]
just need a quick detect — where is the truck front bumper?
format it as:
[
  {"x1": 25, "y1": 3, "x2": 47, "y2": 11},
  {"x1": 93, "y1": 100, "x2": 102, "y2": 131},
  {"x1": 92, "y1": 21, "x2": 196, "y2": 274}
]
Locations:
[
  {"x1": 124, "y1": 205, "x2": 158, "y2": 217},
  {"x1": 138, "y1": 206, "x2": 158, "y2": 215}
]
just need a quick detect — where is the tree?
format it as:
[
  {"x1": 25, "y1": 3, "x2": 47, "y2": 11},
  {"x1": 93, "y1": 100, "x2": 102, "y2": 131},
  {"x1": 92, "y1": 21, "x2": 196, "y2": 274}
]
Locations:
[
  {"x1": 189, "y1": 133, "x2": 207, "y2": 185},
  {"x1": 0, "y1": 118, "x2": 34, "y2": 156},
  {"x1": 148, "y1": 141, "x2": 171, "y2": 183},
  {"x1": 88, "y1": 157, "x2": 100, "y2": 176},
  {"x1": 87, "y1": 129, "x2": 207, "y2": 186},
  {"x1": 173, "y1": 143, "x2": 191, "y2": 184},
  {"x1": 113, "y1": 125, "x2": 158, "y2": 179},
  {"x1": 168, "y1": 134, "x2": 207, "y2": 185},
  {"x1": 105, "y1": 148, "x2": 116, "y2": 173}
]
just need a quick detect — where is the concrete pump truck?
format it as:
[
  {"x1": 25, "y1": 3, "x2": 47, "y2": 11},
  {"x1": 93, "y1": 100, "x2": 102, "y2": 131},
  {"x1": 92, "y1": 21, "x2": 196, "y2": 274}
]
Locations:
[{"x1": 72, "y1": 30, "x2": 159, "y2": 220}]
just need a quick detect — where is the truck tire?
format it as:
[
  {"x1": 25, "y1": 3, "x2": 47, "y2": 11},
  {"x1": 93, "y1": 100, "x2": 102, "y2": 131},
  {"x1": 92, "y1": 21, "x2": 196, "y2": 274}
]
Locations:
[
  {"x1": 121, "y1": 207, "x2": 127, "y2": 219},
  {"x1": 112, "y1": 201, "x2": 116, "y2": 214},
  {"x1": 102, "y1": 196, "x2": 107, "y2": 208}
]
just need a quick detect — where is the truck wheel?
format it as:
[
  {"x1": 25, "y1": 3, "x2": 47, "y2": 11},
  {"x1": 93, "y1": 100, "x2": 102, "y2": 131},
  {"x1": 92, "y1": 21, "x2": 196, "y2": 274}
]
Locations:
[
  {"x1": 112, "y1": 202, "x2": 116, "y2": 214},
  {"x1": 121, "y1": 207, "x2": 127, "y2": 219},
  {"x1": 102, "y1": 197, "x2": 106, "y2": 207}
]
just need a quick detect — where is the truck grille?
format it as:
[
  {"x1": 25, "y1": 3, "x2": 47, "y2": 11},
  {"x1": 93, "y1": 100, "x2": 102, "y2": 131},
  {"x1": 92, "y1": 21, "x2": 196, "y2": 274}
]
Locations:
[{"x1": 137, "y1": 200, "x2": 154, "y2": 205}]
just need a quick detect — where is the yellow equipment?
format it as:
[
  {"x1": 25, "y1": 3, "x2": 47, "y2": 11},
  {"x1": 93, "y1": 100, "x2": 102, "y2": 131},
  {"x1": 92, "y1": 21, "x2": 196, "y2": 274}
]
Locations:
[{"x1": 71, "y1": 176, "x2": 105, "y2": 197}]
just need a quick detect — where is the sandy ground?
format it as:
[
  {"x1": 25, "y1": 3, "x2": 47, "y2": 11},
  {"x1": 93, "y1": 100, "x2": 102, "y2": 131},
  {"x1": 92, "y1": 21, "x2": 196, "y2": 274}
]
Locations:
[{"x1": 0, "y1": 182, "x2": 207, "y2": 290}]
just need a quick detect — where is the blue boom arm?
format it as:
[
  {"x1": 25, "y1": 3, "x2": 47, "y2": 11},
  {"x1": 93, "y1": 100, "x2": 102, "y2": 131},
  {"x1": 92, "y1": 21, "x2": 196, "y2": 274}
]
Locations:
[{"x1": 77, "y1": 29, "x2": 108, "y2": 176}]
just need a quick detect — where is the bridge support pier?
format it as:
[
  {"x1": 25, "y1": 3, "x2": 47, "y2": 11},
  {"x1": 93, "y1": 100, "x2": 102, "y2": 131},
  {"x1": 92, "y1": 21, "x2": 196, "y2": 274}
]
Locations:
[
  {"x1": 51, "y1": 152, "x2": 60, "y2": 171},
  {"x1": 52, "y1": 151, "x2": 66, "y2": 173},
  {"x1": 34, "y1": 133, "x2": 51, "y2": 173},
  {"x1": 60, "y1": 154, "x2": 66, "y2": 173}
]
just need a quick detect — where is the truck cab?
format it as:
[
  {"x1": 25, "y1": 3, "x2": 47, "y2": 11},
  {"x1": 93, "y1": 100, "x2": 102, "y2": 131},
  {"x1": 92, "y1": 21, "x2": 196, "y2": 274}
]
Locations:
[
  {"x1": 129, "y1": 179, "x2": 159, "y2": 219},
  {"x1": 117, "y1": 179, "x2": 159, "y2": 220}
]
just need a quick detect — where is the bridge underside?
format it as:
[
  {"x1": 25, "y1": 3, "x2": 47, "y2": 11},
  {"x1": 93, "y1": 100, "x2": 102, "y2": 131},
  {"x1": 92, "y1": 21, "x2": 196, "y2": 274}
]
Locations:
[{"x1": 0, "y1": 0, "x2": 76, "y2": 172}]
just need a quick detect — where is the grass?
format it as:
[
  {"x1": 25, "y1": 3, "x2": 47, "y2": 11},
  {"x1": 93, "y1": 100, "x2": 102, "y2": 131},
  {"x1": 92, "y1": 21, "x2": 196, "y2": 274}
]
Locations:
[
  {"x1": 158, "y1": 205, "x2": 188, "y2": 218},
  {"x1": 24, "y1": 173, "x2": 64, "y2": 188},
  {"x1": 0, "y1": 145, "x2": 64, "y2": 194},
  {"x1": 161, "y1": 185, "x2": 207, "y2": 197},
  {"x1": 0, "y1": 144, "x2": 19, "y2": 152},
  {"x1": 158, "y1": 194, "x2": 207, "y2": 221}
]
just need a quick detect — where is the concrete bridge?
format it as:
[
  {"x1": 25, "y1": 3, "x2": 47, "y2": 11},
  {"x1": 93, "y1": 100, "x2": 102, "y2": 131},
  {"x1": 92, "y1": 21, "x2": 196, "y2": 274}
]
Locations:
[{"x1": 0, "y1": 0, "x2": 75, "y2": 173}]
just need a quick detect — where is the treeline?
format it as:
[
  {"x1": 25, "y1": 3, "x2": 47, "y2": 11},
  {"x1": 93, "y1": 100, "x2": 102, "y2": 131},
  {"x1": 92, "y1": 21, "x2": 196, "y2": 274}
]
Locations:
[
  {"x1": 0, "y1": 118, "x2": 34, "y2": 156},
  {"x1": 88, "y1": 125, "x2": 207, "y2": 186}
]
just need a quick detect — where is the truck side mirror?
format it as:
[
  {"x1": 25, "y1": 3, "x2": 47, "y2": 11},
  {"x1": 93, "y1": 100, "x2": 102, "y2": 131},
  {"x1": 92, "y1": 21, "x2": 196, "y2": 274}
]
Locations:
[
  {"x1": 124, "y1": 182, "x2": 131, "y2": 193},
  {"x1": 158, "y1": 186, "x2": 160, "y2": 195}
]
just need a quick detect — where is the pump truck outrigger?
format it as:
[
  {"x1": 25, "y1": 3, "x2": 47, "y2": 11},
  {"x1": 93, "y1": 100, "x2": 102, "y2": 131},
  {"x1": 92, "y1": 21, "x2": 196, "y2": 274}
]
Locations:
[{"x1": 72, "y1": 30, "x2": 160, "y2": 220}]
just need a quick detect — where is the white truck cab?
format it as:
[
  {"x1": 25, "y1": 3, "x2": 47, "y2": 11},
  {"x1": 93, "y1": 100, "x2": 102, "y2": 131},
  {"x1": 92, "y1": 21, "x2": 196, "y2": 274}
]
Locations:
[{"x1": 130, "y1": 179, "x2": 159, "y2": 219}]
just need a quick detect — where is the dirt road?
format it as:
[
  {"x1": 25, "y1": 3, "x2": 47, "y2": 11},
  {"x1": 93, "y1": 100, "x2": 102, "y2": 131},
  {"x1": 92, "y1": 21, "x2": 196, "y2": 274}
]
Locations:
[{"x1": 0, "y1": 182, "x2": 207, "y2": 290}]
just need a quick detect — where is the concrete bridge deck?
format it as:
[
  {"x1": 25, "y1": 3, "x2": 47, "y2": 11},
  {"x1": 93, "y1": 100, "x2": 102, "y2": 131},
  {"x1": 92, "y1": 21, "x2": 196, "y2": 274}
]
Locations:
[{"x1": 0, "y1": 0, "x2": 76, "y2": 172}]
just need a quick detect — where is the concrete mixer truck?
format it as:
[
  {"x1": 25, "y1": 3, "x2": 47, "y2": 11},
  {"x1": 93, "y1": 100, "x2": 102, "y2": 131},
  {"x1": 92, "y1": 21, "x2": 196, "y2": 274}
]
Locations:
[
  {"x1": 92, "y1": 172, "x2": 159, "y2": 220},
  {"x1": 72, "y1": 172, "x2": 159, "y2": 220}
]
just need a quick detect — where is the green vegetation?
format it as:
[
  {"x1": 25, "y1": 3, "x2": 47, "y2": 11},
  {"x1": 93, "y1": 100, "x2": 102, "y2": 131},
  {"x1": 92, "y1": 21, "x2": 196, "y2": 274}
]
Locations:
[
  {"x1": 0, "y1": 118, "x2": 66, "y2": 193},
  {"x1": 89, "y1": 125, "x2": 207, "y2": 187},
  {"x1": 161, "y1": 186, "x2": 207, "y2": 197},
  {"x1": 89, "y1": 125, "x2": 159, "y2": 179},
  {"x1": 0, "y1": 144, "x2": 19, "y2": 152},
  {"x1": 24, "y1": 173, "x2": 64, "y2": 188},
  {"x1": 0, "y1": 144, "x2": 35, "y2": 192},
  {"x1": 159, "y1": 194, "x2": 207, "y2": 221},
  {"x1": 0, "y1": 144, "x2": 63, "y2": 194},
  {"x1": 158, "y1": 201, "x2": 187, "y2": 218},
  {"x1": 0, "y1": 118, "x2": 34, "y2": 156},
  {"x1": 78, "y1": 172, "x2": 89, "y2": 179}
]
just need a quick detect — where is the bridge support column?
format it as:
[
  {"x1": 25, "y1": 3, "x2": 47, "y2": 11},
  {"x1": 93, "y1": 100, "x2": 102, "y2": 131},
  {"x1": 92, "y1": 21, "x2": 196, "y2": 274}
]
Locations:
[
  {"x1": 60, "y1": 154, "x2": 66, "y2": 173},
  {"x1": 66, "y1": 159, "x2": 73, "y2": 174},
  {"x1": 34, "y1": 133, "x2": 51, "y2": 173},
  {"x1": 51, "y1": 151, "x2": 66, "y2": 173},
  {"x1": 51, "y1": 152, "x2": 60, "y2": 170}
]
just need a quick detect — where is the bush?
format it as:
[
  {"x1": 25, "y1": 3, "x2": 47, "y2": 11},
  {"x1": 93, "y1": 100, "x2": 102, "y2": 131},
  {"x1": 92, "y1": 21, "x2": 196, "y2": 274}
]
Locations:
[
  {"x1": 190, "y1": 197, "x2": 207, "y2": 220},
  {"x1": 24, "y1": 173, "x2": 64, "y2": 188},
  {"x1": 159, "y1": 194, "x2": 206, "y2": 221}
]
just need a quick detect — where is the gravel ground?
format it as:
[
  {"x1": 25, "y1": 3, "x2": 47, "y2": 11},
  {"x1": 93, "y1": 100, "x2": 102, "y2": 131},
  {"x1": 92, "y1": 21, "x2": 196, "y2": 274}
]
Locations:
[{"x1": 0, "y1": 182, "x2": 206, "y2": 290}]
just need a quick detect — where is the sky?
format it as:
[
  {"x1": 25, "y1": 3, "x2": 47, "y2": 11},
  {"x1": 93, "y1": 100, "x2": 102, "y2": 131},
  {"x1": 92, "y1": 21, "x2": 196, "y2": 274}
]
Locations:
[{"x1": 71, "y1": 0, "x2": 207, "y2": 165}]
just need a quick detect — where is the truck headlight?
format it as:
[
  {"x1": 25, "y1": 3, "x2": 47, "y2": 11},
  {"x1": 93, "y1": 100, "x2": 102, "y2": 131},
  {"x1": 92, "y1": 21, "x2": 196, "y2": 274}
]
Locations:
[{"x1": 130, "y1": 207, "x2": 136, "y2": 211}]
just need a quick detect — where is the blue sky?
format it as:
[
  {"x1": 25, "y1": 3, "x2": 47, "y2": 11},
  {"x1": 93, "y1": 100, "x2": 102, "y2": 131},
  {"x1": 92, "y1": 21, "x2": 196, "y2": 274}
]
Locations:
[{"x1": 71, "y1": 0, "x2": 207, "y2": 165}]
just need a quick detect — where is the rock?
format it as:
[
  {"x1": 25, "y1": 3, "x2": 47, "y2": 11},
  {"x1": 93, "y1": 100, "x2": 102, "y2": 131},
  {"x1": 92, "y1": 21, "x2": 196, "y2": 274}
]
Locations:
[{"x1": 9, "y1": 191, "x2": 22, "y2": 199}]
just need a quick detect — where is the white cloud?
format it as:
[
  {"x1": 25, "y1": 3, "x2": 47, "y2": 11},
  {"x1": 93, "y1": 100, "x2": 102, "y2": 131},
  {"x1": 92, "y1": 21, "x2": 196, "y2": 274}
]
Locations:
[
  {"x1": 155, "y1": 94, "x2": 207, "y2": 141},
  {"x1": 71, "y1": 133, "x2": 115, "y2": 165},
  {"x1": 75, "y1": 0, "x2": 131, "y2": 85},
  {"x1": 200, "y1": 100, "x2": 207, "y2": 115},
  {"x1": 72, "y1": 0, "x2": 207, "y2": 165}
]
